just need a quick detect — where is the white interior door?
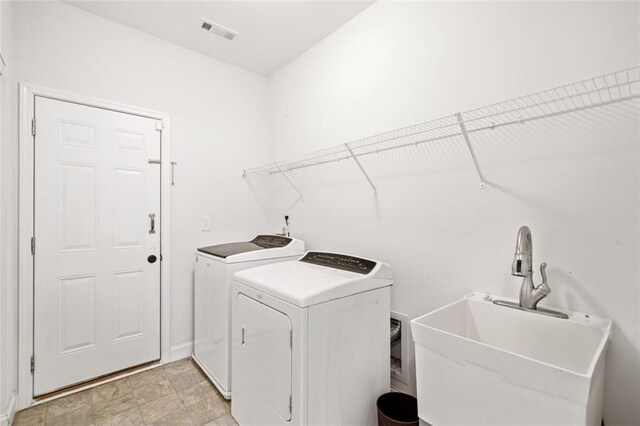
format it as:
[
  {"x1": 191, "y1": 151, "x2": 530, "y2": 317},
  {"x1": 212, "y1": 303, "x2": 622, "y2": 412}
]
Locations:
[{"x1": 33, "y1": 96, "x2": 161, "y2": 396}]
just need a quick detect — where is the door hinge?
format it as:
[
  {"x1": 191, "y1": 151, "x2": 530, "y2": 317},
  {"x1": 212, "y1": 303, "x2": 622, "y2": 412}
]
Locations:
[
  {"x1": 30, "y1": 355, "x2": 35, "y2": 373},
  {"x1": 289, "y1": 395, "x2": 292, "y2": 414},
  {"x1": 289, "y1": 330, "x2": 293, "y2": 348},
  {"x1": 156, "y1": 120, "x2": 164, "y2": 131},
  {"x1": 31, "y1": 118, "x2": 36, "y2": 136},
  {"x1": 31, "y1": 237, "x2": 35, "y2": 255}
]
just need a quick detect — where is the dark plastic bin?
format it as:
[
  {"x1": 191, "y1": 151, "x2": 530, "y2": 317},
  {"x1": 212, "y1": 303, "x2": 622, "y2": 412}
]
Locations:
[{"x1": 376, "y1": 392, "x2": 419, "y2": 426}]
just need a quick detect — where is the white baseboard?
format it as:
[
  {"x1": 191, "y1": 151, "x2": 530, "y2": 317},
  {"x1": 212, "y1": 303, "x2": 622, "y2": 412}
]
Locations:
[
  {"x1": 169, "y1": 341, "x2": 193, "y2": 362},
  {"x1": 0, "y1": 391, "x2": 18, "y2": 426}
]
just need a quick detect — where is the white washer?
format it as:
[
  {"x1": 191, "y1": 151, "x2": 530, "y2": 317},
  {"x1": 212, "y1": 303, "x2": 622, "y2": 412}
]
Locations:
[
  {"x1": 231, "y1": 251, "x2": 393, "y2": 425},
  {"x1": 193, "y1": 235, "x2": 305, "y2": 399}
]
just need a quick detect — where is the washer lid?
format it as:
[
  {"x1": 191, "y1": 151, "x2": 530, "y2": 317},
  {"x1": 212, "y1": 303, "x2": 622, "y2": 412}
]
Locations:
[
  {"x1": 233, "y1": 251, "x2": 393, "y2": 308},
  {"x1": 198, "y1": 235, "x2": 292, "y2": 257}
]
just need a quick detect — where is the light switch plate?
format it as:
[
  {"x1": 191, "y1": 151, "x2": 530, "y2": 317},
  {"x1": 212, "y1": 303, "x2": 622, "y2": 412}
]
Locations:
[{"x1": 201, "y1": 216, "x2": 211, "y2": 231}]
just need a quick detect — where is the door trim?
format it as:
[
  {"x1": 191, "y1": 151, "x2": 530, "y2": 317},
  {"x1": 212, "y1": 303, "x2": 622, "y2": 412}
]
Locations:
[{"x1": 18, "y1": 83, "x2": 172, "y2": 410}]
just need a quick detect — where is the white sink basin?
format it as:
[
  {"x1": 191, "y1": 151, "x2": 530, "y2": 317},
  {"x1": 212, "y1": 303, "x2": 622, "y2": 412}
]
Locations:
[{"x1": 411, "y1": 292, "x2": 612, "y2": 426}]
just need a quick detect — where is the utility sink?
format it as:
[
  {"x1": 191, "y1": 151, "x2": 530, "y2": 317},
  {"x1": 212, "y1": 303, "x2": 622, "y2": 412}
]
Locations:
[{"x1": 411, "y1": 292, "x2": 612, "y2": 426}]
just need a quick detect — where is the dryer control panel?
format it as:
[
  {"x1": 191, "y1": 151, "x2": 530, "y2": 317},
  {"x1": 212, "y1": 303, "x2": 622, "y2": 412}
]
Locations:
[
  {"x1": 251, "y1": 235, "x2": 292, "y2": 248},
  {"x1": 299, "y1": 252, "x2": 377, "y2": 274}
]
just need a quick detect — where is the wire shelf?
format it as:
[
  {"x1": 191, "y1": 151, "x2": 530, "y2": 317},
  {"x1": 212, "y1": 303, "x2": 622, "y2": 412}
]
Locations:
[{"x1": 243, "y1": 67, "x2": 640, "y2": 190}]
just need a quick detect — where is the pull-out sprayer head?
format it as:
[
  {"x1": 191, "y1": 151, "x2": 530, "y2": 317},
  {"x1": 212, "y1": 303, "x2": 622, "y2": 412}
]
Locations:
[{"x1": 511, "y1": 225, "x2": 533, "y2": 277}]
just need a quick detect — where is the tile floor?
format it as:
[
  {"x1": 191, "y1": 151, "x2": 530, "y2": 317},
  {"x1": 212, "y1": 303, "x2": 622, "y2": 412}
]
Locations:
[{"x1": 13, "y1": 358, "x2": 237, "y2": 426}]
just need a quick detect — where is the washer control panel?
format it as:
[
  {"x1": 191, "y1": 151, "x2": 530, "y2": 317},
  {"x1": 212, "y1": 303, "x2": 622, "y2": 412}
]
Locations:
[
  {"x1": 300, "y1": 252, "x2": 377, "y2": 274},
  {"x1": 251, "y1": 235, "x2": 292, "y2": 248}
]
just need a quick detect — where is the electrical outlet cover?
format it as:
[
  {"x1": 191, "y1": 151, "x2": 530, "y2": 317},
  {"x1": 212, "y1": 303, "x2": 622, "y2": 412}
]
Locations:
[{"x1": 201, "y1": 216, "x2": 211, "y2": 231}]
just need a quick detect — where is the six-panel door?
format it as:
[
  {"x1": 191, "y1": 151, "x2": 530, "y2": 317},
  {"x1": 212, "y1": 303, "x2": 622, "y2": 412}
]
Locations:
[{"x1": 33, "y1": 97, "x2": 161, "y2": 396}]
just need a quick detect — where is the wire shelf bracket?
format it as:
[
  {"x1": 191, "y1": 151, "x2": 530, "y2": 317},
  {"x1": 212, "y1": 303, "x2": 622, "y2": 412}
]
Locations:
[
  {"x1": 456, "y1": 112, "x2": 487, "y2": 189},
  {"x1": 275, "y1": 163, "x2": 304, "y2": 200},
  {"x1": 345, "y1": 143, "x2": 377, "y2": 195}
]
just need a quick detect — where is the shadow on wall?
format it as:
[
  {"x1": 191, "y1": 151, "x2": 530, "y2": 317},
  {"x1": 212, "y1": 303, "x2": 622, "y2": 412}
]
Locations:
[
  {"x1": 248, "y1": 99, "x2": 639, "y2": 421},
  {"x1": 254, "y1": 100, "x2": 638, "y2": 201}
]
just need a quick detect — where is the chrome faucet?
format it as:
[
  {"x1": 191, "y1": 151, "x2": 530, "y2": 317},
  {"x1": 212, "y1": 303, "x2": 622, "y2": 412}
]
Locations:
[
  {"x1": 511, "y1": 226, "x2": 550, "y2": 309},
  {"x1": 493, "y1": 226, "x2": 568, "y2": 319}
]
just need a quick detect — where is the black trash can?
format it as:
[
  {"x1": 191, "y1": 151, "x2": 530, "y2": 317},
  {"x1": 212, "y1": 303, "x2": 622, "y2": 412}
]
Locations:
[{"x1": 376, "y1": 392, "x2": 419, "y2": 426}]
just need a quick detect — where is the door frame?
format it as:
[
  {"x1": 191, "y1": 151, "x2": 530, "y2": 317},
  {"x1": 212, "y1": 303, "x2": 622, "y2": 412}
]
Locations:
[{"x1": 18, "y1": 83, "x2": 172, "y2": 409}]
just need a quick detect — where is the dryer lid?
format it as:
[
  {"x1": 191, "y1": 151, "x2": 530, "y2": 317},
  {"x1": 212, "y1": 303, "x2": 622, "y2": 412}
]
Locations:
[
  {"x1": 197, "y1": 235, "x2": 293, "y2": 259},
  {"x1": 233, "y1": 251, "x2": 393, "y2": 307}
]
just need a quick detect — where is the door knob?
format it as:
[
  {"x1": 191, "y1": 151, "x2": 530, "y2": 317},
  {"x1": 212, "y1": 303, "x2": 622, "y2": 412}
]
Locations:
[{"x1": 147, "y1": 255, "x2": 157, "y2": 263}]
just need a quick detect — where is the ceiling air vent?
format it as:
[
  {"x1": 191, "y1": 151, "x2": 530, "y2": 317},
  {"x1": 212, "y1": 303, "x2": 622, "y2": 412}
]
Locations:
[{"x1": 201, "y1": 19, "x2": 239, "y2": 41}]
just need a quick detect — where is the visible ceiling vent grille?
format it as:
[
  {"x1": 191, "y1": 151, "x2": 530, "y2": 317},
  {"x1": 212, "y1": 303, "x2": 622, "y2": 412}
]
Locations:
[{"x1": 201, "y1": 19, "x2": 238, "y2": 41}]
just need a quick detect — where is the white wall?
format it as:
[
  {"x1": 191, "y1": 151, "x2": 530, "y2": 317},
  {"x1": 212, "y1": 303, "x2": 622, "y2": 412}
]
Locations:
[
  {"x1": 3, "y1": 1, "x2": 639, "y2": 424},
  {"x1": 0, "y1": 0, "x2": 18, "y2": 423},
  {"x1": 5, "y1": 0, "x2": 272, "y2": 394},
  {"x1": 267, "y1": 2, "x2": 639, "y2": 424}
]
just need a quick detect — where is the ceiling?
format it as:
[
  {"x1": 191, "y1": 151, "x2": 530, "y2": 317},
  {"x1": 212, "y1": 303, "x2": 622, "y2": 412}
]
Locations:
[{"x1": 63, "y1": 1, "x2": 375, "y2": 76}]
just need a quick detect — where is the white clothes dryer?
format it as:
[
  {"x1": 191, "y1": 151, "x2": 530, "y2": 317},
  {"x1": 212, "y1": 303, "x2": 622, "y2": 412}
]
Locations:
[
  {"x1": 231, "y1": 251, "x2": 393, "y2": 425},
  {"x1": 193, "y1": 235, "x2": 305, "y2": 399}
]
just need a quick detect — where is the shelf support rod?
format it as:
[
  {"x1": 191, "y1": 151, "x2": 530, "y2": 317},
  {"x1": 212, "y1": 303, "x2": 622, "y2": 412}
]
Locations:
[
  {"x1": 456, "y1": 112, "x2": 487, "y2": 189},
  {"x1": 275, "y1": 163, "x2": 304, "y2": 199},
  {"x1": 345, "y1": 143, "x2": 377, "y2": 195}
]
